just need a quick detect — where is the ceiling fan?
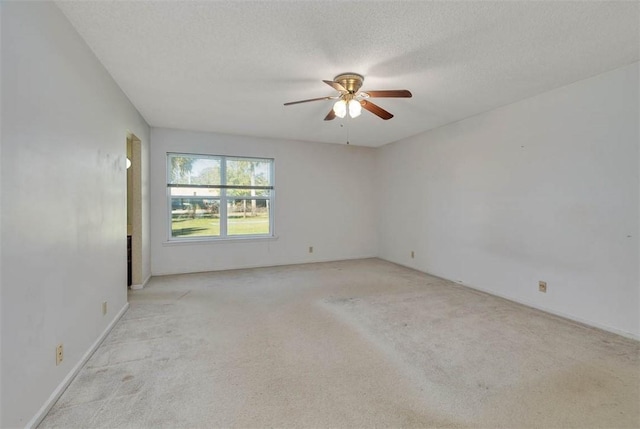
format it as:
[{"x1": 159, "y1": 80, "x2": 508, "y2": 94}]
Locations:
[{"x1": 284, "y1": 73, "x2": 412, "y2": 121}]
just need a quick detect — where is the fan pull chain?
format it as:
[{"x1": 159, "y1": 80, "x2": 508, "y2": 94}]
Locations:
[{"x1": 341, "y1": 123, "x2": 350, "y2": 145}]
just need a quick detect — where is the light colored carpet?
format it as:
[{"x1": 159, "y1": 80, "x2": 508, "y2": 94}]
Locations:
[{"x1": 39, "y1": 259, "x2": 639, "y2": 428}]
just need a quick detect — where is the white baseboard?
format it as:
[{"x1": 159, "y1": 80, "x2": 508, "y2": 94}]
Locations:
[
  {"x1": 130, "y1": 274, "x2": 151, "y2": 290},
  {"x1": 26, "y1": 302, "x2": 130, "y2": 429}
]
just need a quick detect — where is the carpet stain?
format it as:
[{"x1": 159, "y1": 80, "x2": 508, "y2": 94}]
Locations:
[{"x1": 176, "y1": 290, "x2": 191, "y2": 300}]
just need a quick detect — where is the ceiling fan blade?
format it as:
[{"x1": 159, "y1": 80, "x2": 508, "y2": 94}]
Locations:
[
  {"x1": 323, "y1": 80, "x2": 347, "y2": 92},
  {"x1": 284, "y1": 96, "x2": 335, "y2": 106},
  {"x1": 360, "y1": 100, "x2": 393, "y2": 120},
  {"x1": 363, "y1": 90, "x2": 412, "y2": 98},
  {"x1": 324, "y1": 109, "x2": 336, "y2": 121}
]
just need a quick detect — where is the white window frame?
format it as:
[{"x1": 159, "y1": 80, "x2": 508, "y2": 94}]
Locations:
[{"x1": 167, "y1": 153, "x2": 275, "y2": 241}]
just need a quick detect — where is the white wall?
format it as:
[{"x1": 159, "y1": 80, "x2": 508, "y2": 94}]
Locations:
[
  {"x1": 377, "y1": 63, "x2": 639, "y2": 338},
  {"x1": 151, "y1": 128, "x2": 377, "y2": 275},
  {"x1": 0, "y1": 2, "x2": 150, "y2": 427}
]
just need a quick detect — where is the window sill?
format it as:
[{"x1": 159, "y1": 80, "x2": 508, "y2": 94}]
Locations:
[{"x1": 162, "y1": 235, "x2": 279, "y2": 246}]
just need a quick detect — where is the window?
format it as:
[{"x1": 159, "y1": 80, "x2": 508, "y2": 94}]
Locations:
[{"x1": 167, "y1": 153, "x2": 274, "y2": 240}]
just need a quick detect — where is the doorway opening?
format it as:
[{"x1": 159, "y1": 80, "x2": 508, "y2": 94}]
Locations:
[{"x1": 127, "y1": 133, "x2": 143, "y2": 289}]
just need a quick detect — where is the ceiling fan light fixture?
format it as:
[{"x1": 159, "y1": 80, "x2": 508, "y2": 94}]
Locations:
[
  {"x1": 348, "y1": 99, "x2": 362, "y2": 118},
  {"x1": 284, "y1": 73, "x2": 411, "y2": 122},
  {"x1": 333, "y1": 100, "x2": 347, "y2": 118}
]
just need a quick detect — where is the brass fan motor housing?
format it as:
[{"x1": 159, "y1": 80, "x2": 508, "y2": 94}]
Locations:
[{"x1": 334, "y1": 73, "x2": 364, "y2": 94}]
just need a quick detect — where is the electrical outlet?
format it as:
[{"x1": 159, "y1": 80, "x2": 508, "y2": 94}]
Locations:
[
  {"x1": 102, "y1": 301, "x2": 108, "y2": 316},
  {"x1": 56, "y1": 344, "x2": 64, "y2": 366},
  {"x1": 309, "y1": 246, "x2": 313, "y2": 253},
  {"x1": 539, "y1": 281, "x2": 547, "y2": 293},
  {"x1": 411, "y1": 250, "x2": 415, "y2": 258}
]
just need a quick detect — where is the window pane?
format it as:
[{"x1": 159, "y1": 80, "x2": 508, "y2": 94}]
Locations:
[
  {"x1": 167, "y1": 153, "x2": 274, "y2": 241},
  {"x1": 226, "y1": 188, "x2": 270, "y2": 197},
  {"x1": 169, "y1": 154, "x2": 221, "y2": 185},
  {"x1": 226, "y1": 159, "x2": 272, "y2": 187},
  {"x1": 171, "y1": 198, "x2": 220, "y2": 238},
  {"x1": 170, "y1": 186, "x2": 220, "y2": 197},
  {"x1": 227, "y1": 199, "x2": 270, "y2": 235}
]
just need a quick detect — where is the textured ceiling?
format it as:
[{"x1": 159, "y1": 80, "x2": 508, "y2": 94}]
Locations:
[{"x1": 57, "y1": 1, "x2": 639, "y2": 147}]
